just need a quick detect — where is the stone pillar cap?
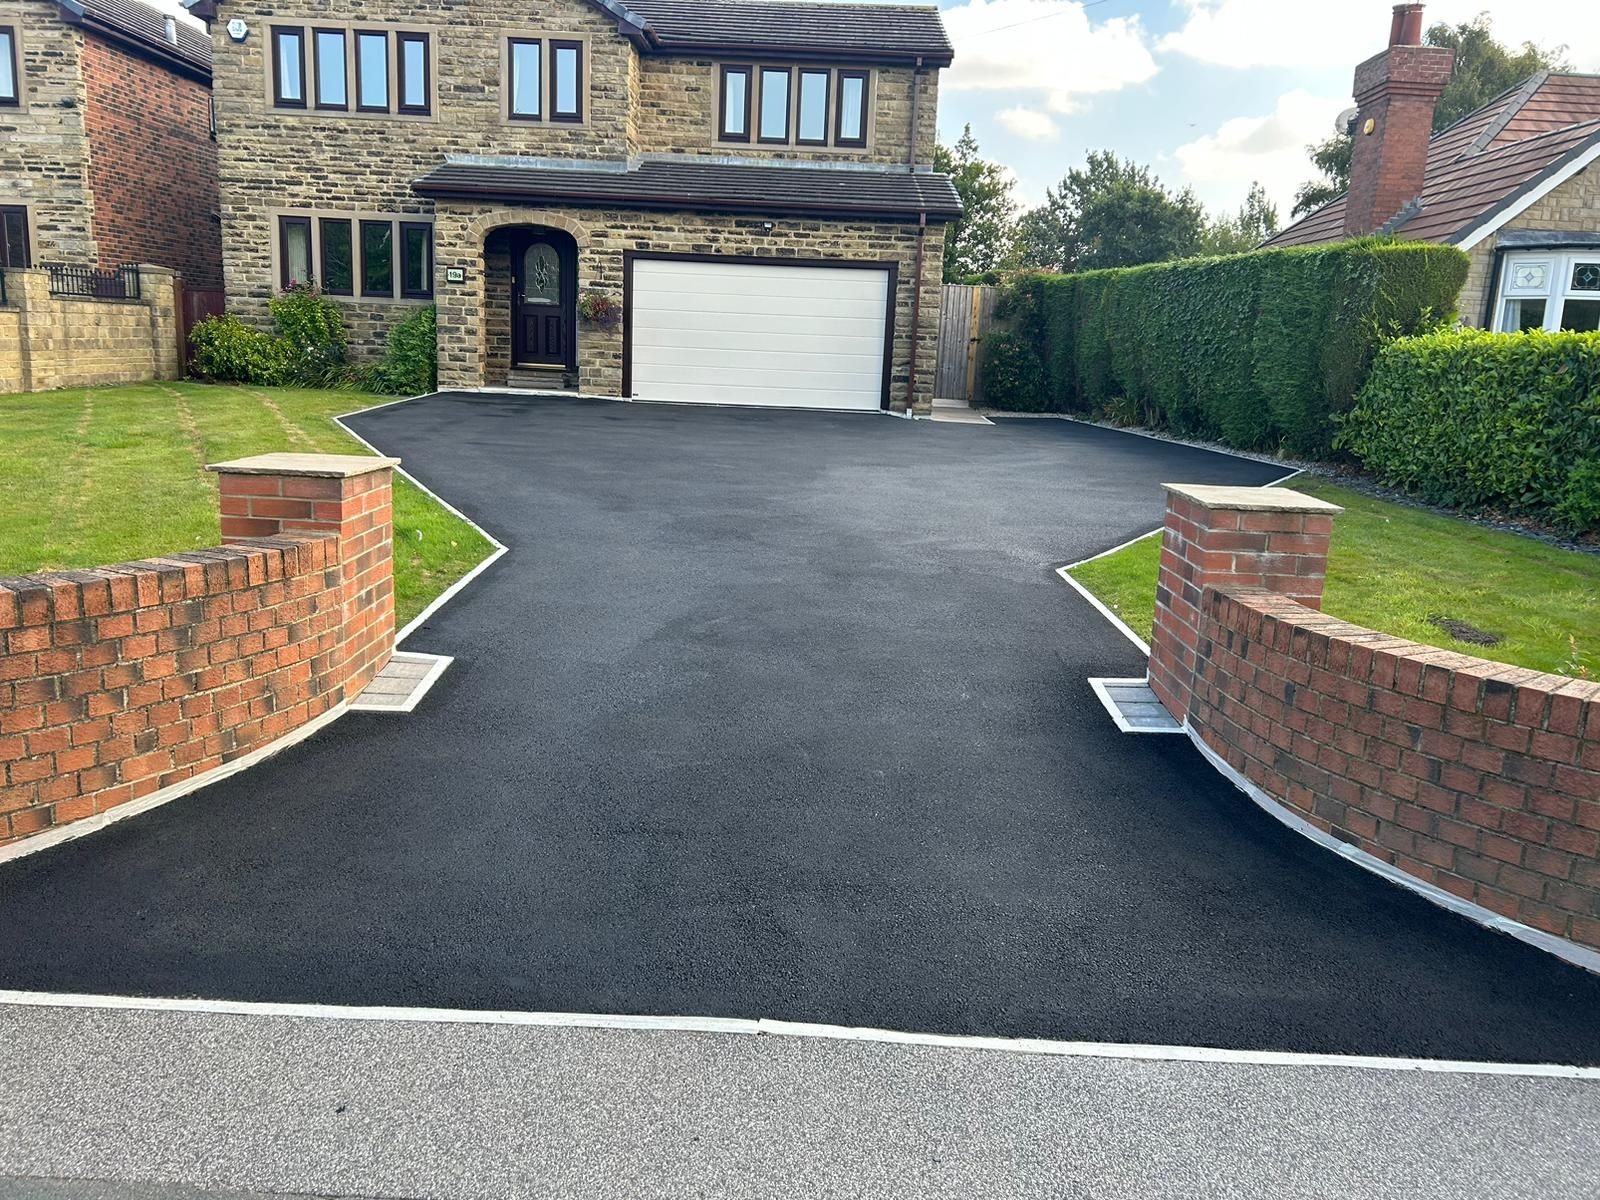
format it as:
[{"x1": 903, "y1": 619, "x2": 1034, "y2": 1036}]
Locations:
[
  {"x1": 1163, "y1": 483, "x2": 1343, "y2": 514},
  {"x1": 207, "y1": 453, "x2": 401, "y2": 478}
]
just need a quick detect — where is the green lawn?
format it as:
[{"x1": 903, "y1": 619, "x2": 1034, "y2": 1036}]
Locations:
[
  {"x1": 0, "y1": 383, "x2": 494, "y2": 628},
  {"x1": 1068, "y1": 480, "x2": 1600, "y2": 679}
]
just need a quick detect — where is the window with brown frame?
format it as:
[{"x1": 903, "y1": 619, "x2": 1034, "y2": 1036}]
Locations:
[
  {"x1": 360, "y1": 220, "x2": 394, "y2": 297},
  {"x1": 796, "y1": 68, "x2": 830, "y2": 146},
  {"x1": 271, "y1": 26, "x2": 306, "y2": 108},
  {"x1": 550, "y1": 39, "x2": 582, "y2": 121},
  {"x1": 508, "y1": 37, "x2": 542, "y2": 120},
  {"x1": 718, "y1": 65, "x2": 751, "y2": 143},
  {"x1": 313, "y1": 27, "x2": 347, "y2": 110},
  {"x1": 400, "y1": 222, "x2": 433, "y2": 298},
  {"x1": 397, "y1": 31, "x2": 429, "y2": 115},
  {"x1": 757, "y1": 66, "x2": 790, "y2": 143},
  {"x1": 834, "y1": 69, "x2": 868, "y2": 147},
  {"x1": 320, "y1": 218, "x2": 353, "y2": 295},
  {"x1": 278, "y1": 215, "x2": 312, "y2": 288},
  {"x1": 354, "y1": 30, "x2": 389, "y2": 112},
  {"x1": 1, "y1": 205, "x2": 30, "y2": 269},
  {"x1": 0, "y1": 26, "x2": 19, "y2": 107}
]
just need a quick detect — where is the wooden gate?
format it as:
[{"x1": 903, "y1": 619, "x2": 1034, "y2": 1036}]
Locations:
[
  {"x1": 176, "y1": 282, "x2": 226, "y2": 369},
  {"x1": 933, "y1": 284, "x2": 997, "y2": 405}
]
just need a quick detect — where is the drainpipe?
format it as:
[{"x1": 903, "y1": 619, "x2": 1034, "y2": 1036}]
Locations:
[{"x1": 905, "y1": 57, "x2": 927, "y2": 416}]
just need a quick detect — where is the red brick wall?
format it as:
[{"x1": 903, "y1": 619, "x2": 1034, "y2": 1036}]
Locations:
[
  {"x1": 81, "y1": 35, "x2": 222, "y2": 290},
  {"x1": 1188, "y1": 588, "x2": 1600, "y2": 950},
  {"x1": 0, "y1": 535, "x2": 346, "y2": 844}
]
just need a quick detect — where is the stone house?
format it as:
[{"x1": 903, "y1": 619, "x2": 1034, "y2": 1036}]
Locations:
[
  {"x1": 185, "y1": 0, "x2": 960, "y2": 412},
  {"x1": 0, "y1": 0, "x2": 222, "y2": 290},
  {"x1": 1267, "y1": 2, "x2": 1600, "y2": 336}
]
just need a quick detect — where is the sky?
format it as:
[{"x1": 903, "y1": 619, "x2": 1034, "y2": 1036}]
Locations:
[
  {"x1": 155, "y1": 0, "x2": 1600, "y2": 224},
  {"x1": 935, "y1": 0, "x2": 1600, "y2": 221}
]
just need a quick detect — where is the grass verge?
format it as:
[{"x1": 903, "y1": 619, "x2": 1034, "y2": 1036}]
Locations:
[
  {"x1": 0, "y1": 383, "x2": 494, "y2": 628},
  {"x1": 1067, "y1": 480, "x2": 1600, "y2": 679}
]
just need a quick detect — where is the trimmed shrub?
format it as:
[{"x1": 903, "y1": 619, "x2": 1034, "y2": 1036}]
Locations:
[
  {"x1": 268, "y1": 284, "x2": 349, "y2": 386},
  {"x1": 368, "y1": 304, "x2": 438, "y2": 396},
  {"x1": 979, "y1": 238, "x2": 1469, "y2": 457},
  {"x1": 1339, "y1": 328, "x2": 1600, "y2": 532},
  {"x1": 189, "y1": 314, "x2": 289, "y2": 384}
]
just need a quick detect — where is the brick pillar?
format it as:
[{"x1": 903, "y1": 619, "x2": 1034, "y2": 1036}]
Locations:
[
  {"x1": 207, "y1": 453, "x2": 400, "y2": 698},
  {"x1": 1149, "y1": 484, "x2": 1343, "y2": 725}
]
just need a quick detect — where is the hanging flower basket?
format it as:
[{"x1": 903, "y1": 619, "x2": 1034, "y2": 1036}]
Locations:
[{"x1": 578, "y1": 290, "x2": 621, "y2": 331}]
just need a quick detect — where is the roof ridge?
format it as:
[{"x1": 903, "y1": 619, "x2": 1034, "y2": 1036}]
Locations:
[{"x1": 1462, "y1": 70, "x2": 1550, "y2": 158}]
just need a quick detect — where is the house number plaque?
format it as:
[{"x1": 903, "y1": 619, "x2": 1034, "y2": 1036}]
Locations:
[{"x1": 445, "y1": 267, "x2": 466, "y2": 284}]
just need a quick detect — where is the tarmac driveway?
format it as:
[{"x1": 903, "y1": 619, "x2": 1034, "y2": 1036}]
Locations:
[{"x1": 3, "y1": 394, "x2": 1600, "y2": 1064}]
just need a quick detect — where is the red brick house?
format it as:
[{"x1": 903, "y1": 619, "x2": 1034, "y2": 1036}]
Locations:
[
  {"x1": 0, "y1": 0, "x2": 222, "y2": 290},
  {"x1": 1267, "y1": 3, "x2": 1600, "y2": 334}
]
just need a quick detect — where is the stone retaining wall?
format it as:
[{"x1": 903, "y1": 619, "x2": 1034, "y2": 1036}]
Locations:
[
  {"x1": 0, "y1": 266, "x2": 181, "y2": 392},
  {"x1": 1150, "y1": 484, "x2": 1600, "y2": 952},
  {"x1": 0, "y1": 454, "x2": 396, "y2": 848}
]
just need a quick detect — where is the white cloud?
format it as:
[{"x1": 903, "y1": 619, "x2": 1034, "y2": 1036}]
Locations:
[
  {"x1": 1173, "y1": 89, "x2": 1353, "y2": 215},
  {"x1": 942, "y1": 0, "x2": 1160, "y2": 114},
  {"x1": 1162, "y1": 0, "x2": 1600, "y2": 72},
  {"x1": 996, "y1": 106, "x2": 1061, "y2": 142}
]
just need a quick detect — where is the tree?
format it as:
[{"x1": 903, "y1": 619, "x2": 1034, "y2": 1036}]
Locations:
[
  {"x1": 1014, "y1": 151, "x2": 1206, "y2": 272},
  {"x1": 1200, "y1": 182, "x2": 1280, "y2": 255},
  {"x1": 1291, "y1": 14, "x2": 1567, "y2": 218},
  {"x1": 933, "y1": 125, "x2": 1018, "y2": 281}
]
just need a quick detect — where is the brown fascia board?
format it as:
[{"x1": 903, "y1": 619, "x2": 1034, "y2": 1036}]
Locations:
[
  {"x1": 649, "y1": 40, "x2": 949, "y2": 68},
  {"x1": 57, "y1": 0, "x2": 212, "y2": 83}
]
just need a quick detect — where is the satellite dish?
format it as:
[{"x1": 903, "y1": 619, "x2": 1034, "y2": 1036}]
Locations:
[{"x1": 1336, "y1": 106, "x2": 1359, "y2": 136}]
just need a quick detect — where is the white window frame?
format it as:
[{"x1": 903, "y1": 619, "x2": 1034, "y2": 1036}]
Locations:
[{"x1": 1494, "y1": 250, "x2": 1600, "y2": 333}]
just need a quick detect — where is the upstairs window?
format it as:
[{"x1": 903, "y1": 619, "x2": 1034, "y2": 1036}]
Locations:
[
  {"x1": 757, "y1": 67, "x2": 789, "y2": 143},
  {"x1": 275, "y1": 24, "x2": 429, "y2": 116},
  {"x1": 1, "y1": 205, "x2": 30, "y2": 269},
  {"x1": 271, "y1": 26, "x2": 305, "y2": 107},
  {"x1": 355, "y1": 31, "x2": 388, "y2": 111},
  {"x1": 314, "y1": 28, "x2": 346, "y2": 109},
  {"x1": 397, "y1": 31, "x2": 429, "y2": 114},
  {"x1": 551, "y1": 40, "x2": 582, "y2": 121},
  {"x1": 717, "y1": 63, "x2": 870, "y2": 148},
  {"x1": 508, "y1": 38, "x2": 541, "y2": 119},
  {"x1": 0, "y1": 27, "x2": 18, "y2": 106},
  {"x1": 719, "y1": 66, "x2": 750, "y2": 142},
  {"x1": 835, "y1": 70, "x2": 868, "y2": 147},
  {"x1": 796, "y1": 68, "x2": 829, "y2": 145}
]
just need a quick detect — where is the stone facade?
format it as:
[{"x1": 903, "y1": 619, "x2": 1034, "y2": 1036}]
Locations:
[
  {"x1": 634, "y1": 56, "x2": 938, "y2": 166},
  {"x1": 0, "y1": 0, "x2": 97, "y2": 265},
  {"x1": 1459, "y1": 161, "x2": 1600, "y2": 327},
  {"x1": 0, "y1": 265, "x2": 182, "y2": 391},
  {"x1": 433, "y1": 204, "x2": 945, "y2": 412},
  {"x1": 207, "y1": 0, "x2": 950, "y2": 405},
  {"x1": 0, "y1": 0, "x2": 219, "y2": 282}
]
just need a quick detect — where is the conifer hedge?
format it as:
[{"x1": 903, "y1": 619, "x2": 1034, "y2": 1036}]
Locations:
[{"x1": 980, "y1": 238, "x2": 1470, "y2": 457}]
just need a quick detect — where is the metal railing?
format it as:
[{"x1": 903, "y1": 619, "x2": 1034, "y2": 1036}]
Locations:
[{"x1": 46, "y1": 263, "x2": 141, "y2": 300}]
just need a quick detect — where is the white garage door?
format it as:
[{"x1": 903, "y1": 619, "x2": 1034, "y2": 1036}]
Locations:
[{"x1": 627, "y1": 258, "x2": 890, "y2": 411}]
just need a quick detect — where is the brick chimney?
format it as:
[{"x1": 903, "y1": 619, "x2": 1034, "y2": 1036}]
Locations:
[{"x1": 1342, "y1": 4, "x2": 1454, "y2": 237}]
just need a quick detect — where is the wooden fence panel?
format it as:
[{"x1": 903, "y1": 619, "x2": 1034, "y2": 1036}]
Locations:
[{"x1": 934, "y1": 284, "x2": 997, "y2": 404}]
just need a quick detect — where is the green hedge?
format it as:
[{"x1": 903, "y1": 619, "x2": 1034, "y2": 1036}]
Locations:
[
  {"x1": 980, "y1": 238, "x2": 1469, "y2": 457},
  {"x1": 1339, "y1": 328, "x2": 1600, "y2": 532}
]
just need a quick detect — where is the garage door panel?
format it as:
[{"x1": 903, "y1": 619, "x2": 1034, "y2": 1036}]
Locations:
[{"x1": 627, "y1": 258, "x2": 890, "y2": 412}]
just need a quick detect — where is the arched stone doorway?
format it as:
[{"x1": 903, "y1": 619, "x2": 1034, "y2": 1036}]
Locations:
[{"x1": 482, "y1": 223, "x2": 580, "y2": 388}]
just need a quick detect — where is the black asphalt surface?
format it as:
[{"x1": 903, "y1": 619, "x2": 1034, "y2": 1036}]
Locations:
[{"x1": 4, "y1": 395, "x2": 1600, "y2": 1065}]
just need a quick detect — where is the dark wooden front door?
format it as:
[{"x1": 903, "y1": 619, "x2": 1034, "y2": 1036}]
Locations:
[{"x1": 510, "y1": 231, "x2": 576, "y2": 368}]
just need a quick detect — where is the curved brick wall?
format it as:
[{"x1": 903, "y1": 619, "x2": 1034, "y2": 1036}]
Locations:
[
  {"x1": 0, "y1": 455, "x2": 396, "y2": 849},
  {"x1": 1189, "y1": 587, "x2": 1600, "y2": 950}
]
